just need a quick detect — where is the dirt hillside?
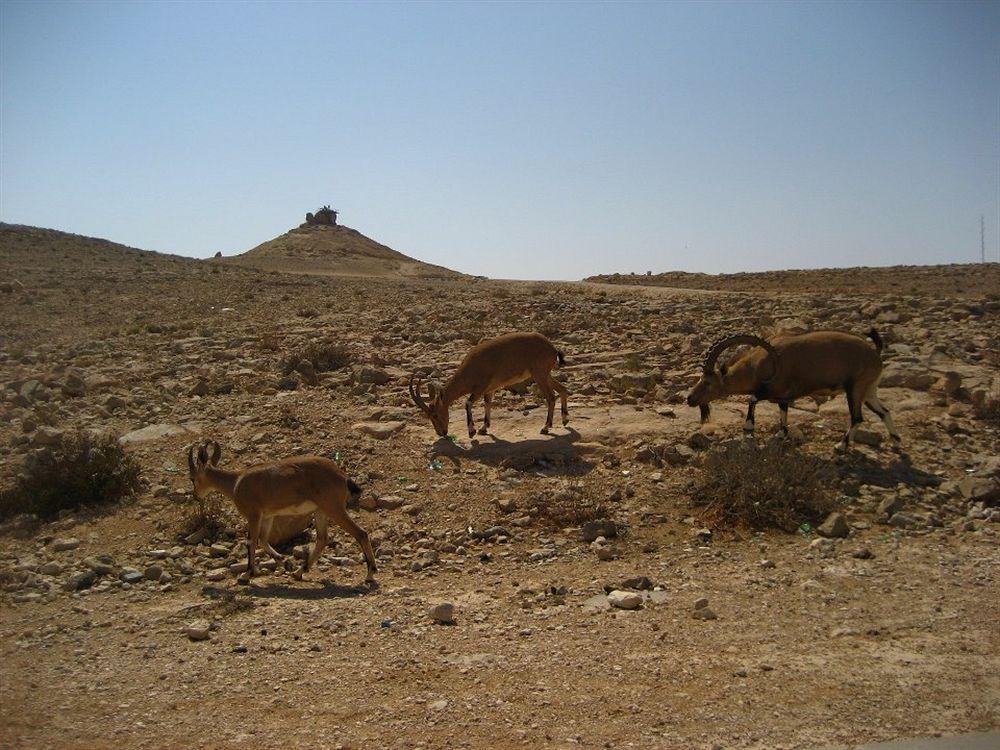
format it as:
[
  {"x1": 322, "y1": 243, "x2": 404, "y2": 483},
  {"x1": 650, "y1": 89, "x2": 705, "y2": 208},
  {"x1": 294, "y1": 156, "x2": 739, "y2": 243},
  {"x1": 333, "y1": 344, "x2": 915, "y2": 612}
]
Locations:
[
  {"x1": 587, "y1": 263, "x2": 1000, "y2": 297},
  {"x1": 224, "y1": 223, "x2": 464, "y2": 280},
  {"x1": 1, "y1": 223, "x2": 998, "y2": 750}
]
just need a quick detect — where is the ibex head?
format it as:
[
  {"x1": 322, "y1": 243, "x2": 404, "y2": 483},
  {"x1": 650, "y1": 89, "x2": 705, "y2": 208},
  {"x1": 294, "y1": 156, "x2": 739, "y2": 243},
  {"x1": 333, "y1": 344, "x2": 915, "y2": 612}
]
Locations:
[
  {"x1": 686, "y1": 334, "x2": 778, "y2": 423},
  {"x1": 409, "y1": 376, "x2": 449, "y2": 437},
  {"x1": 187, "y1": 440, "x2": 222, "y2": 499}
]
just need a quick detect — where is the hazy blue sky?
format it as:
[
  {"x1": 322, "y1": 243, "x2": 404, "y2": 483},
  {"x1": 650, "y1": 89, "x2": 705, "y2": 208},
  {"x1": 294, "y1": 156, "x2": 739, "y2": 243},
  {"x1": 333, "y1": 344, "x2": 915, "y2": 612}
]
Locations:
[{"x1": 2, "y1": 1, "x2": 998, "y2": 279}]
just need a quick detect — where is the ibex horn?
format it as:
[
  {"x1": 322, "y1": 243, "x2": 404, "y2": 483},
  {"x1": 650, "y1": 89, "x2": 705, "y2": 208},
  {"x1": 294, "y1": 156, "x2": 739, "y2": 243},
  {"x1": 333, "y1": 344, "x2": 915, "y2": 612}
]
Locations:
[{"x1": 703, "y1": 334, "x2": 779, "y2": 381}]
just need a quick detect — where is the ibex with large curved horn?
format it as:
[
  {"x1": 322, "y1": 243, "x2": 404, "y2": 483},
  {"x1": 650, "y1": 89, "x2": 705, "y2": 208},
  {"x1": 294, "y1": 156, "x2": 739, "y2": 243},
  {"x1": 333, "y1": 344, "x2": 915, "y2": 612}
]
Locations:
[
  {"x1": 187, "y1": 441, "x2": 377, "y2": 585},
  {"x1": 409, "y1": 332, "x2": 569, "y2": 439},
  {"x1": 686, "y1": 329, "x2": 900, "y2": 448}
]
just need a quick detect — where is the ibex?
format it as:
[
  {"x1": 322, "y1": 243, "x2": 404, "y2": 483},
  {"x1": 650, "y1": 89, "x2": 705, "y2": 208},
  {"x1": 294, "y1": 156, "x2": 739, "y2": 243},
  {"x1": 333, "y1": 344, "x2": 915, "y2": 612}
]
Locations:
[
  {"x1": 409, "y1": 332, "x2": 569, "y2": 438},
  {"x1": 686, "y1": 330, "x2": 900, "y2": 448},
  {"x1": 187, "y1": 441, "x2": 377, "y2": 584}
]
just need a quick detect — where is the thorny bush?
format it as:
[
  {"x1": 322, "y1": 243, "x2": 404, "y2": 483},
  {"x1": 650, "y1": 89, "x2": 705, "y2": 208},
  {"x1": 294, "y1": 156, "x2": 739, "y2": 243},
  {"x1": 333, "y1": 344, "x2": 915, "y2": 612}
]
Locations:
[
  {"x1": 691, "y1": 439, "x2": 837, "y2": 531},
  {"x1": 280, "y1": 340, "x2": 354, "y2": 377},
  {"x1": 0, "y1": 432, "x2": 142, "y2": 520}
]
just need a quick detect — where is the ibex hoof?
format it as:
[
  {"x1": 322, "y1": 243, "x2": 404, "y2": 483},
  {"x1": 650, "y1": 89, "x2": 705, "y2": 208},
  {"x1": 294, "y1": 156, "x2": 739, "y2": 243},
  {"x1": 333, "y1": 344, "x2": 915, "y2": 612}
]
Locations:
[
  {"x1": 477, "y1": 427, "x2": 489, "y2": 436},
  {"x1": 540, "y1": 427, "x2": 550, "y2": 435},
  {"x1": 292, "y1": 569, "x2": 304, "y2": 581},
  {"x1": 237, "y1": 573, "x2": 251, "y2": 585}
]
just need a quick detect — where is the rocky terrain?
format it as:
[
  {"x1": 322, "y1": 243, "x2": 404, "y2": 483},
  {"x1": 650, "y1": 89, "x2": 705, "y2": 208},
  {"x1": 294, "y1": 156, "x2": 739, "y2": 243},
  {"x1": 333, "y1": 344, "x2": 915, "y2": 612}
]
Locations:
[
  {"x1": 1, "y1": 223, "x2": 998, "y2": 749},
  {"x1": 224, "y1": 222, "x2": 465, "y2": 280},
  {"x1": 587, "y1": 264, "x2": 1000, "y2": 297}
]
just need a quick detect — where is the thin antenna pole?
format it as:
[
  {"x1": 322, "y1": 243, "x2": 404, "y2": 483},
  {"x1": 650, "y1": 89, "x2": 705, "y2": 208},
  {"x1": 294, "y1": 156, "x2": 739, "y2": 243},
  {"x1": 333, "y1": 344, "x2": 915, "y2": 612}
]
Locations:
[{"x1": 981, "y1": 214, "x2": 986, "y2": 263}]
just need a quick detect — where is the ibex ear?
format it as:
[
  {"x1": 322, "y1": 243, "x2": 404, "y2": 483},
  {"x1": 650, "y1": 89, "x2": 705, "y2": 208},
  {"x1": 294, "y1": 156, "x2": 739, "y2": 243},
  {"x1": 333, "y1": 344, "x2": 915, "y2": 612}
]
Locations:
[
  {"x1": 427, "y1": 382, "x2": 438, "y2": 399},
  {"x1": 718, "y1": 363, "x2": 729, "y2": 377},
  {"x1": 198, "y1": 444, "x2": 209, "y2": 465},
  {"x1": 187, "y1": 446, "x2": 197, "y2": 476},
  {"x1": 209, "y1": 441, "x2": 221, "y2": 465}
]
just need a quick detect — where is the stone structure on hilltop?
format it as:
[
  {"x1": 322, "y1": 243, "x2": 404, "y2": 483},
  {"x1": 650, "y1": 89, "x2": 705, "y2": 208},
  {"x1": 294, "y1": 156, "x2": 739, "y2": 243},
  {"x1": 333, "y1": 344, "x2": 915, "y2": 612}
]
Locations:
[{"x1": 305, "y1": 205, "x2": 338, "y2": 226}]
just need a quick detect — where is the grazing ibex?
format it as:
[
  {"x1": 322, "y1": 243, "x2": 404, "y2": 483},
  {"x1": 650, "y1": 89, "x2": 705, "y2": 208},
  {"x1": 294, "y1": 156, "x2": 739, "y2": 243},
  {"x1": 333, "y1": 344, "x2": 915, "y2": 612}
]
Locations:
[
  {"x1": 409, "y1": 332, "x2": 569, "y2": 438},
  {"x1": 187, "y1": 441, "x2": 377, "y2": 584},
  {"x1": 686, "y1": 330, "x2": 900, "y2": 448}
]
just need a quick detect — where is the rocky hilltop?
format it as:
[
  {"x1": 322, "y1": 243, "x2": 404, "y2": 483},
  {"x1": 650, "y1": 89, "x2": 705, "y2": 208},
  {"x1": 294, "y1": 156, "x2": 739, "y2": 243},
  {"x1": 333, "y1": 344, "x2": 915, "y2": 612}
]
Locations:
[{"x1": 224, "y1": 222, "x2": 464, "y2": 280}]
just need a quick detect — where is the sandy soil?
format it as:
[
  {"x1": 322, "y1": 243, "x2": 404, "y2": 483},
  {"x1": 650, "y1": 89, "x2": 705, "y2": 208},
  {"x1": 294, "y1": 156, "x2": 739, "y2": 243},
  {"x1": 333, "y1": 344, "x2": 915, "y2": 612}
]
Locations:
[{"x1": 1, "y1": 224, "x2": 998, "y2": 749}]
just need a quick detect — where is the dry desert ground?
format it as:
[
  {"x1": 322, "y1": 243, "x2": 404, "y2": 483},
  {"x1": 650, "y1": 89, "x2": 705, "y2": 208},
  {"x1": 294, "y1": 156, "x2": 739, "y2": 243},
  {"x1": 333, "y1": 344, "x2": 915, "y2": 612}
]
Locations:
[{"x1": 1, "y1": 223, "x2": 998, "y2": 749}]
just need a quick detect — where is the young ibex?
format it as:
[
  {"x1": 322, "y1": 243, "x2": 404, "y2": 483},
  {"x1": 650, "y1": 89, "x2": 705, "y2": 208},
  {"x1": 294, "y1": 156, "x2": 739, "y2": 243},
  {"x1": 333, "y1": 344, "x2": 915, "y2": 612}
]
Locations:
[
  {"x1": 409, "y1": 332, "x2": 569, "y2": 438},
  {"x1": 187, "y1": 441, "x2": 377, "y2": 584},
  {"x1": 686, "y1": 329, "x2": 900, "y2": 448}
]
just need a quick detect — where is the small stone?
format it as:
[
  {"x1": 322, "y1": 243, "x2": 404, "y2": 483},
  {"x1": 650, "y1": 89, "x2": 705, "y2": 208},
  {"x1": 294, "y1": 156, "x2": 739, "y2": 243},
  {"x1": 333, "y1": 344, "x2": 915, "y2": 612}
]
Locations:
[
  {"x1": 209, "y1": 543, "x2": 230, "y2": 558},
  {"x1": 429, "y1": 699, "x2": 449, "y2": 711},
  {"x1": 580, "y1": 519, "x2": 617, "y2": 542},
  {"x1": 376, "y1": 495, "x2": 405, "y2": 510},
  {"x1": 692, "y1": 607, "x2": 718, "y2": 621},
  {"x1": 119, "y1": 567, "x2": 143, "y2": 583},
  {"x1": 52, "y1": 537, "x2": 81, "y2": 552},
  {"x1": 39, "y1": 561, "x2": 63, "y2": 576},
  {"x1": 352, "y1": 421, "x2": 406, "y2": 440},
  {"x1": 693, "y1": 597, "x2": 710, "y2": 610},
  {"x1": 428, "y1": 602, "x2": 455, "y2": 624},
  {"x1": 496, "y1": 497, "x2": 518, "y2": 513},
  {"x1": 594, "y1": 545, "x2": 615, "y2": 561},
  {"x1": 607, "y1": 590, "x2": 642, "y2": 610},
  {"x1": 64, "y1": 570, "x2": 97, "y2": 591},
  {"x1": 817, "y1": 512, "x2": 849, "y2": 539},
  {"x1": 357, "y1": 367, "x2": 391, "y2": 385},
  {"x1": 185, "y1": 620, "x2": 211, "y2": 641},
  {"x1": 852, "y1": 429, "x2": 882, "y2": 447},
  {"x1": 32, "y1": 426, "x2": 64, "y2": 447},
  {"x1": 693, "y1": 528, "x2": 712, "y2": 543},
  {"x1": 82, "y1": 557, "x2": 115, "y2": 576},
  {"x1": 889, "y1": 512, "x2": 920, "y2": 529},
  {"x1": 144, "y1": 565, "x2": 164, "y2": 581},
  {"x1": 878, "y1": 495, "x2": 905, "y2": 518},
  {"x1": 188, "y1": 379, "x2": 210, "y2": 397}
]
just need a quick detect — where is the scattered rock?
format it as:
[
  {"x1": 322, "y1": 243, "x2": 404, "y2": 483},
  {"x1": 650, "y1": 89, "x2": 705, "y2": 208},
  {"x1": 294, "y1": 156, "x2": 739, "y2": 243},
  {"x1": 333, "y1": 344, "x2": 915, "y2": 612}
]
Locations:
[
  {"x1": 817, "y1": 512, "x2": 849, "y2": 539},
  {"x1": 428, "y1": 602, "x2": 455, "y2": 624},
  {"x1": 352, "y1": 421, "x2": 405, "y2": 440},
  {"x1": 607, "y1": 590, "x2": 642, "y2": 610},
  {"x1": 51, "y1": 538, "x2": 81, "y2": 552},
  {"x1": 185, "y1": 620, "x2": 211, "y2": 641},
  {"x1": 580, "y1": 519, "x2": 618, "y2": 542}
]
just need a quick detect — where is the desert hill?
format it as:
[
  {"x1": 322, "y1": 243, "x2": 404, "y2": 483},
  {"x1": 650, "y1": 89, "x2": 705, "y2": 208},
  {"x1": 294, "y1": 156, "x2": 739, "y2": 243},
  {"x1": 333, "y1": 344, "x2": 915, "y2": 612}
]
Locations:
[
  {"x1": 0, "y1": 222, "x2": 195, "y2": 273},
  {"x1": 224, "y1": 223, "x2": 464, "y2": 280},
  {"x1": 587, "y1": 263, "x2": 1000, "y2": 297}
]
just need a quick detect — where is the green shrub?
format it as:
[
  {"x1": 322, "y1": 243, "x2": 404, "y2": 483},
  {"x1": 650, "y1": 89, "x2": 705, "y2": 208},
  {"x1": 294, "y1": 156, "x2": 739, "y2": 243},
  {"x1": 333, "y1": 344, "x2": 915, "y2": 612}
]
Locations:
[
  {"x1": 0, "y1": 432, "x2": 143, "y2": 520},
  {"x1": 691, "y1": 439, "x2": 836, "y2": 531}
]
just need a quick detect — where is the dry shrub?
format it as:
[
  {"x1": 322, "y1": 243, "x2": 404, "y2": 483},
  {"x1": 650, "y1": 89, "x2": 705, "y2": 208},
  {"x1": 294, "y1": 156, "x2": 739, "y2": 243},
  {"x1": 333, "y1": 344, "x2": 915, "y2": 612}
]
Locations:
[
  {"x1": 280, "y1": 340, "x2": 354, "y2": 376},
  {"x1": 179, "y1": 484, "x2": 236, "y2": 544},
  {"x1": 258, "y1": 332, "x2": 281, "y2": 351},
  {"x1": 0, "y1": 432, "x2": 142, "y2": 520},
  {"x1": 691, "y1": 439, "x2": 836, "y2": 531},
  {"x1": 532, "y1": 490, "x2": 610, "y2": 529}
]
